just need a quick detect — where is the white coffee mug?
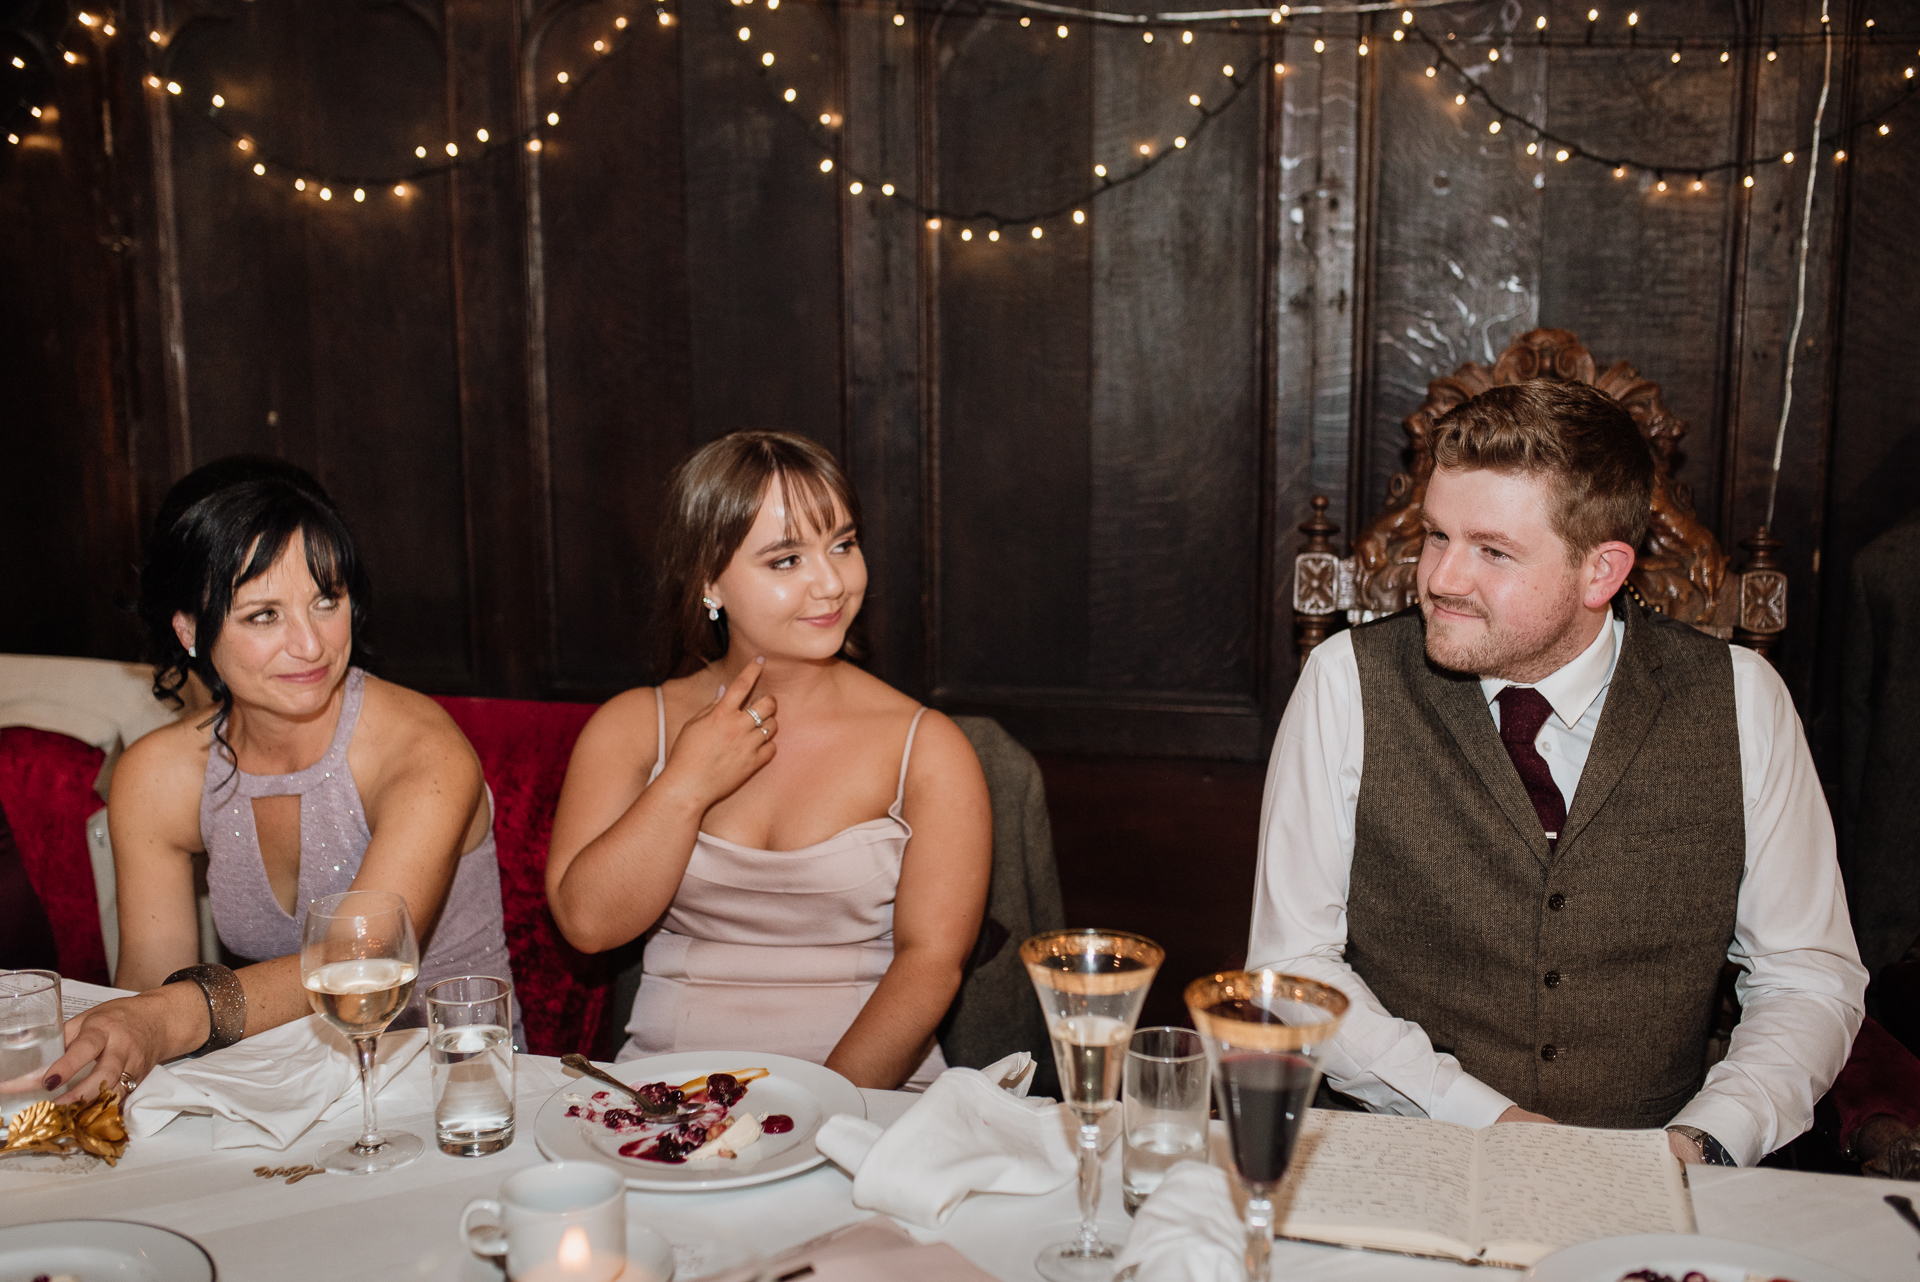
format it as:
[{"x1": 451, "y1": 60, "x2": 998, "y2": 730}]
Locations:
[{"x1": 461, "y1": 1160, "x2": 626, "y2": 1282}]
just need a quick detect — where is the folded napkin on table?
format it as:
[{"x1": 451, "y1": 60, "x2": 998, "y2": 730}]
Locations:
[
  {"x1": 813, "y1": 1051, "x2": 1078, "y2": 1228},
  {"x1": 1112, "y1": 1160, "x2": 1246, "y2": 1282},
  {"x1": 127, "y1": 1013, "x2": 428, "y2": 1150},
  {"x1": 696, "y1": 1216, "x2": 999, "y2": 1282}
]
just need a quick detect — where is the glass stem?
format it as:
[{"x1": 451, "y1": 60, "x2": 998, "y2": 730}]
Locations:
[
  {"x1": 352, "y1": 1034, "x2": 382, "y2": 1152},
  {"x1": 1073, "y1": 1115, "x2": 1104, "y2": 1255},
  {"x1": 1243, "y1": 1192, "x2": 1275, "y2": 1282}
]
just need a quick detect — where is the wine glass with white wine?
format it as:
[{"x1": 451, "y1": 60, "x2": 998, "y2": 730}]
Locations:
[
  {"x1": 300, "y1": 889, "x2": 424, "y2": 1174},
  {"x1": 1020, "y1": 928, "x2": 1164, "y2": 1282}
]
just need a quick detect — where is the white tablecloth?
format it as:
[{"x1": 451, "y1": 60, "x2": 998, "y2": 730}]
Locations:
[{"x1": 2, "y1": 1051, "x2": 1917, "y2": 1281}]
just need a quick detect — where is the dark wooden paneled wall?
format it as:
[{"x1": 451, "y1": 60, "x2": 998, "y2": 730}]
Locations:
[{"x1": 4, "y1": 0, "x2": 1916, "y2": 779}]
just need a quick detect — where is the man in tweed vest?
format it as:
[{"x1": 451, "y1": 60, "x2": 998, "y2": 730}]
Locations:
[{"x1": 1247, "y1": 380, "x2": 1866, "y2": 1167}]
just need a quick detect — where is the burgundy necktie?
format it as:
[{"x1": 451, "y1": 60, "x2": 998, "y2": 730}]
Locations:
[{"x1": 1495, "y1": 686, "x2": 1567, "y2": 847}]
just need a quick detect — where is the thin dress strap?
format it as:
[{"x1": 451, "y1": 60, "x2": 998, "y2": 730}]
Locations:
[
  {"x1": 889, "y1": 707, "x2": 930, "y2": 819},
  {"x1": 647, "y1": 686, "x2": 668, "y2": 785},
  {"x1": 218, "y1": 667, "x2": 366, "y2": 799}
]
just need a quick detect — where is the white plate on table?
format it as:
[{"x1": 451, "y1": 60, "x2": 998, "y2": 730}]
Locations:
[
  {"x1": 1526, "y1": 1233, "x2": 1864, "y2": 1282},
  {"x1": 0, "y1": 1219, "x2": 216, "y2": 1281},
  {"x1": 534, "y1": 1051, "x2": 863, "y2": 1192}
]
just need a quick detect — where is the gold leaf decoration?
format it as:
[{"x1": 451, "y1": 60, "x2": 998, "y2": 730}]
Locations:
[{"x1": 0, "y1": 1083, "x2": 129, "y2": 1166}]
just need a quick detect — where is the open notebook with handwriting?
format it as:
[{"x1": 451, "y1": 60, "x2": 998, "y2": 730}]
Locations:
[{"x1": 1273, "y1": 1109, "x2": 1695, "y2": 1269}]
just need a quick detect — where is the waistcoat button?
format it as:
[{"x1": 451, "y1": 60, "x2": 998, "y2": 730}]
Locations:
[
  {"x1": 1544, "y1": 971, "x2": 1561, "y2": 988},
  {"x1": 1547, "y1": 893, "x2": 1567, "y2": 911},
  {"x1": 1540, "y1": 1044, "x2": 1558, "y2": 1061}
]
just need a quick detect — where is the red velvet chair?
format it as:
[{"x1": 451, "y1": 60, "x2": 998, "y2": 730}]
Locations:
[
  {"x1": 433, "y1": 696, "x2": 605, "y2": 1056},
  {"x1": 0, "y1": 726, "x2": 112, "y2": 984}
]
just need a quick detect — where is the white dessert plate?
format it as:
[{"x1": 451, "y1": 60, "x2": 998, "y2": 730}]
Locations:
[
  {"x1": 1526, "y1": 1233, "x2": 1864, "y2": 1282},
  {"x1": 534, "y1": 1051, "x2": 863, "y2": 1192},
  {"x1": 0, "y1": 1218, "x2": 216, "y2": 1281}
]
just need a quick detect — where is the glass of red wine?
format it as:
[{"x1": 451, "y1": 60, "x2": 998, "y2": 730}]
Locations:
[{"x1": 1184, "y1": 970, "x2": 1349, "y2": 1281}]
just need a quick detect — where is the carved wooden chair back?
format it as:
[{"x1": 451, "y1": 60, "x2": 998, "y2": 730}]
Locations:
[{"x1": 1293, "y1": 327, "x2": 1786, "y2": 662}]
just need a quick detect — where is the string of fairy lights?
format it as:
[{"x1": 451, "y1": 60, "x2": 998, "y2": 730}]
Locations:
[{"x1": 3, "y1": 1, "x2": 1917, "y2": 227}]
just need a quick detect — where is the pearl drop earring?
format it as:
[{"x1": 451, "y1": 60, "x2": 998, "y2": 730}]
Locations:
[
  {"x1": 701, "y1": 596, "x2": 720, "y2": 622},
  {"x1": 187, "y1": 645, "x2": 197, "y2": 658}
]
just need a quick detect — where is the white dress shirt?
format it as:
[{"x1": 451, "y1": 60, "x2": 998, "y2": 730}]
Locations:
[{"x1": 1246, "y1": 614, "x2": 1868, "y2": 1166}]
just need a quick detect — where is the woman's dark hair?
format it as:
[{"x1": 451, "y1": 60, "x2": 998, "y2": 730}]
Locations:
[
  {"x1": 139, "y1": 456, "x2": 370, "y2": 731},
  {"x1": 656, "y1": 432, "x2": 864, "y2": 678}
]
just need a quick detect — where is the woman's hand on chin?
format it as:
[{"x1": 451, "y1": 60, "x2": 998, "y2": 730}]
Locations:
[
  {"x1": 658, "y1": 655, "x2": 780, "y2": 806},
  {"x1": 45, "y1": 984, "x2": 207, "y2": 1104}
]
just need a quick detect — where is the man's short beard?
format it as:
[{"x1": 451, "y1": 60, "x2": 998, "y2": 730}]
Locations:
[{"x1": 1420, "y1": 585, "x2": 1586, "y2": 683}]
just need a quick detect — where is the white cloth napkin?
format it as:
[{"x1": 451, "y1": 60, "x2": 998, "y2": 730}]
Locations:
[
  {"x1": 1112, "y1": 1160, "x2": 1246, "y2": 1282},
  {"x1": 813, "y1": 1052, "x2": 1078, "y2": 1228},
  {"x1": 127, "y1": 1014, "x2": 429, "y2": 1150}
]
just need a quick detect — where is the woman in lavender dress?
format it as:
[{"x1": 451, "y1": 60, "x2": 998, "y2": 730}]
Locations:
[{"x1": 46, "y1": 458, "x2": 514, "y2": 1104}]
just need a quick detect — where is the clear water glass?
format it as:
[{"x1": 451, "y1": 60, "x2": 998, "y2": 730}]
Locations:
[
  {"x1": 0, "y1": 970, "x2": 61, "y2": 1127},
  {"x1": 1021, "y1": 928, "x2": 1165, "y2": 1282},
  {"x1": 1121, "y1": 1025, "x2": 1208, "y2": 1213},
  {"x1": 427, "y1": 975, "x2": 516, "y2": 1156}
]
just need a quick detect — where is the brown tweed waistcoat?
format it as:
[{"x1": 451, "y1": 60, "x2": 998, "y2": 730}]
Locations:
[{"x1": 1346, "y1": 602, "x2": 1745, "y2": 1128}]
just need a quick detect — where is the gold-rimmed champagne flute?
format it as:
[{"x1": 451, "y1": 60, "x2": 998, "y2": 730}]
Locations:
[
  {"x1": 300, "y1": 889, "x2": 424, "y2": 1174},
  {"x1": 1021, "y1": 929, "x2": 1164, "y2": 1282},
  {"x1": 1185, "y1": 970, "x2": 1349, "y2": 1282}
]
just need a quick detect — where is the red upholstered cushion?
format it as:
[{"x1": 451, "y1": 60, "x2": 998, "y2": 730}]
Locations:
[
  {"x1": 0, "y1": 727, "x2": 110, "y2": 984},
  {"x1": 435, "y1": 696, "x2": 603, "y2": 1057}
]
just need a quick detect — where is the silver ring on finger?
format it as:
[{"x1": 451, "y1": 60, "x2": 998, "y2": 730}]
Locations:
[
  {"x1": 118, "y1": 1070, "x2": 137, "y2": 1099},
  {"x1": 758, "y1": 723, "x2": 770, "y2": 739},
  {"x1": 746, "y1": 708, "x2": 764, "y2": 728}
]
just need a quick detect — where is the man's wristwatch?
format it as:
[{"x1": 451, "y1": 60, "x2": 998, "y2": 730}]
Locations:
[{"x1": 1666, "y1": 1125, "x2": 1736, "y2": 1167}]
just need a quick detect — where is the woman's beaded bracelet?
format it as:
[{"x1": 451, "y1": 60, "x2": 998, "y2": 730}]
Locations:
[{"x1": 163, "y1": 964, "x2": 247, "y2": 1057}]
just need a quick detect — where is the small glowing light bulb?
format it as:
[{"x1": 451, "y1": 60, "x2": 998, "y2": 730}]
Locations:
[
  {"x1": 1358, "y1": 42, "x2": 1369, "y2": 55},
  {"x1": 29, "y1": 106, "x2": 39, "y2": 117},
  {"x1": 961, "y1": 228, "x2": 972, "y2": 240},
  {"x1": 1143, "y1": 31, "x2": 1153, "y2": 42},
  {"x1": 1488, "y1": 120, "x2": 1500, "y2": 133},
  {"x1": 1190, "y1": 94, "x2": 1202, "y2": 106},
  {"x1": 1554, "y1": 148, "x2": 1569, "y2": 161},
  {"x1": 557, "y1": 1227, "x2": 592, "y2": 1273},
  {"x1": 1627, "y1": 12, "x2": 1638, "y2": 25},
  {"x1": 1486, "y1": 47, "x2": 1495, "y2": 60},
  {"x1": 12, "y1": 56, "x2": 24, "y2": 68},
  {"x1": 1526, "y1": 142, "x2": 1537, "y2": 155},
  {"x1": 617, "y1": 15, "x2": 628, "y2": 27},
  {"x1": 1766, "y1": 48, "x2": 1776, "y2": 61},
  {"x1": 353, "y1": 188, "x2": 365, "y2": 201},
  {"x1": 1019, "y1": 16, "x2": 1029, "y2": 25},
  {"x1": 150, "y1": 29, "x2": 161, "y2": 42},
  {"x1": 820, "y1": 158, "x2": 833, "y2": 172},
  {"x1": 894, "y1": 12, "x2": 905, "y2": 24},
  {"x1": 849, "y1": 181, "x2": 862, "y2": 194},
  {"x1": 527, "y1": 138, "x2": 543, "y2": 151},
  {"x1": 784, "y1": 88, "x2": 796, "y2": 101},
  {"x1": 237, "y1": 138, "x2": 251, "y2": 151},
  {"x1": 1180, "y1": 30, "x2": 1193, "y2": 43},
  {"x1": 146, "y1": 73, "x2": 160, "y2": 86},
  {"x1": 319, "y1": 187, "x2": 332, "y2": 200},
  {"x1": 658, "y1": 11, "x2": 671, "y2": 23},
  {"x1": 737, "y1": 26, "x2": 750, "y2": 39},
  {"x1": 1782, "y1": 150, "x2": 1794, "y2": 163},
  {"x1": 253, "y1": 162, "x2": 266, "y2": 175},
  {"x1": 1613, "y1": 166, "x2": 1625, "y2": 177},
  {"x1": 1138, "y1": 143, "x2": 1150, "y2": 155},
  {"x1": 1174, "y1": 135, "x2": 1187, "y2": 148},
  {"x1": 593, "y1": 39, "x2": 606, "y2": 51},
  {"x1": 1222, "y1": 64, "x2": 1233, "y2": 77},
  {"x1": 477, "y1": 128, "x2": 490, "y2": 142},
  {"x1": 1907, "y1": 67, "x2": 1916, "y2": 79},
  {"x1": 1402, "y1": 9, "x2": 1413, "y2": 22},
  {"x1": 1031, "y1": 226, "x2": 1042, "y2": 238},
  {"x1": 1690, "y1": 178, "x2": 1702, "y2": 191},
  {"x1": 881, "y1": 182, "x2": 895, "y2": 195},
  {"x1": 212, "y1": 94, "x2": 225, "y2": 108},
  {"x1": 1072, "y1": 209, "x2": 1085, "y2": 224},
  {"x1": 1057, "y1": 24, "x2": 1068, "y2": 37},
  {"x1": 1313, "y1": 38, "x2": 1324, "y2": 52},
  {"x1": 1655, "y1": 178, "x2": 1667, "y2": 191},
  {"x1": 78, "y1": 11, "x2": 94, "y2": 25},
  {"x1": 165, "y1": 79, "x2": 181, "y2": 93},
  {"x1": 820, "y1": 112, "x2": 832, "y2": 125},
  {"x1": 926, "y1": 217, "x2": 940, "y2": 229},
  {"x1": 1275, "y1": 62, "x2": 1286, "y2": 74},
  {"x1": 446, "y1": 142, "x2": 459, "y2": 155},
  {"x1": 5, "y1": 133, "x2": 15, "y2": 144},
  {"x1": 766, "y1": 1, "x2": 777, "y2": 10},
  {"x1": 1454, "y1": 93, "x2": 1466, "y2": 104},
  {"x1": 1272, "y1": 10, "x2": 1284, "y2": 22},
  {"x1": 557, "y1": 70, "x2": 569, "y2": 82},
  {"x1": 1536, "y1": 15, "x2": 1546, "y2": 28},
  {"x1": 1879, "y1": 124, "x2": 1891, "y2": 135},
  {"x1": 1393, "y1": 29, "x2": 1404, "y2": 41},
  {"x1": 987, "y1": 229, "x2": 999, "y2": 241},
  {"x1": 1670, "y1": 49, "x2": 1680, "y2": 63},
  {"x1": 1094, "y1": 164, "x2": 1107, "y2": 177},
  {"x1": 1586, "y1": 8, "x2": 1597, "y2": 19},
  {"x1": 395, "y1": 184, "x2": 407, "y2": 195},
  {"x1": 548, "y1": 112, "x2": 560, "y2": 125},
  {"x1": 1425, "y1": 65, "x2": 1436, "y2": 76},
  {"x1": 102, "y1": 23, "x2": 113, "y2": 34},
  {"x1": 762, "y1": 52, "x2": 773, "y2": 64},
  {"x1": 1743, "y1": 174, "x2": 1754, "y2": 187}
]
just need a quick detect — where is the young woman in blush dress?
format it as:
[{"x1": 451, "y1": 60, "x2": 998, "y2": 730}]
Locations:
[
  {"x1": 545, "y1": 432, "x2": 991, "y2": 1090},
  {"x1": 45, "y1": 457, "x2": 515, "y2": 1104}
]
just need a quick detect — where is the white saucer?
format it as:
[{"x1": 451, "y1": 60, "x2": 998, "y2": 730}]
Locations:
[{"x1": 0, "y1": 1218, "x2": 216, "y2": 1281}]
